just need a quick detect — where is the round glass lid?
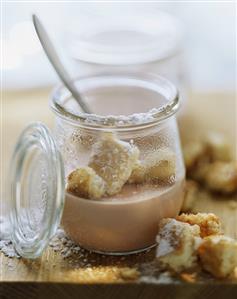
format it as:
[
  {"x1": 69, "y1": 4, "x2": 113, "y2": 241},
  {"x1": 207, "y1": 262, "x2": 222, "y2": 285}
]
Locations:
[
  {"x1": 9, "y1": 122, "x2": 65, "y2": 258},
  {"x1": 67, "y1": 10, "x2": 183, "y2": 65}
]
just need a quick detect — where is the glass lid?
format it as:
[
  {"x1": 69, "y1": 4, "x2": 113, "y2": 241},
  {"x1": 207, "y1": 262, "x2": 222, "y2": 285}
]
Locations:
[
  {"x1": 9, "y1": 122, "x2": 65, "y2": 258},
  {"x1": 67, "y1": 9, "x2": 183, "y2": 65}
]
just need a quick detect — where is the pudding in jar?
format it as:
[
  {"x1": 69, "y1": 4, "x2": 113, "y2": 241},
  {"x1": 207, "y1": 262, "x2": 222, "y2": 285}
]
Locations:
[
  {"x1": 63, "y1": 177, "x2": 185, "y2": 253},
  {"x1": 8, "y1": 73, "x2": 185, "y2": 260},
  {"x1": 52, "y1": 73, "x2": 185, "y2": 254}
]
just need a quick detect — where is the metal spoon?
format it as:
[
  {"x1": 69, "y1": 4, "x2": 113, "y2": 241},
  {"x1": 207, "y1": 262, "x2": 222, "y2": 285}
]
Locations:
[{"x1": 32, "y1": 14, "x2": 91, "y2": 114}]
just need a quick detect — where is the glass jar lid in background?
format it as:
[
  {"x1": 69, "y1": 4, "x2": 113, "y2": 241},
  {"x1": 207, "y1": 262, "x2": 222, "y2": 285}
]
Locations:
[{"x1": 66, "y1": 10, "x2": 183, "y2": 65}]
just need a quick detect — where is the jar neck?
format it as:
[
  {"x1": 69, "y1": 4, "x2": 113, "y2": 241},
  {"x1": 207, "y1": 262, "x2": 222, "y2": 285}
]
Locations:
[{"x1": 50, "y1": 72, "x2": 179, "y2": 131}]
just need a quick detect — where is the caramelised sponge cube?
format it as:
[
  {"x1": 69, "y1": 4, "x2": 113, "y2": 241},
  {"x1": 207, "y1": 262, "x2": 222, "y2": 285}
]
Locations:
[
  {"x1": 144, "y1": 149, "x2": 176, "y2": 182},
  {"x1": 176, "y1": 213, "x2": 222, "y2": 238},
  {"x1": 189, "y1": 158, "x2": 210, "y2": 183},
  {"x1": 183, "y1": 141, "x2": 207, "y2": 171},
  {"x1": 67, "y1": 167, "x2": 106, "y2": 199},
  {"x1": 128, "y1": 161, "x2": 146, "y2": 184},
  {"x1": 205, "y1": 132, "x2": 232, "y2": 162},
  {"x1": 204, "y1": 161, "x2": 237, "y2": 194},
  {"x1": 129, "y1": 148, "x2": 176, "y2": 184},
  {"x1": 89, "y1": 133, "x2": 139, "y2": 196},
  {"x1": 156, "y1": 218, "x2": 201, "y2": 272},
  {"x1": 198, "y1": 235, "x2": 237, "y2": 278}
]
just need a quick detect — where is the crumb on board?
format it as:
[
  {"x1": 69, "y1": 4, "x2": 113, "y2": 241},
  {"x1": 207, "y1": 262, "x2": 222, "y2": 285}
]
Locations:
[
  {"x1": 198, "y1": 235, "x2": 237, "y2": 278},
  {"x1": 205, "y1": 132, "x2": 232, "y2": 162},
  {"x1": 183, "y1": 141, "x2": 207, "y2": 171},
  {"x1": 156, "y1": 218, "x2": 201, "y2": 272},
  {"x1": 59, "y1": 266, "x2": 139, "y2": 283},
  {"x1": 204, "y1": 161, "x2": 237, "y2": 194},
  {"x1": 183, "y1": 133, "x2": 237, "y2": 196},
  {"x1": 118, "y1": 267, "x2": 140, "y2": 281},
  {"x1": 156, "y1": 213, "x2": 237, "y2": 280},
  {"x1": 189, "y1": 158, "x2": 210, "y2": 183},
  {"x1": 228, "y1": 200, "x2": 237, "y2": 209},
  {"x1": 180, "y1": 272, "x2": 197, "y2": 283},
  {"x1": 176, "y1": 213, "x2": 222, "y2": 238}
]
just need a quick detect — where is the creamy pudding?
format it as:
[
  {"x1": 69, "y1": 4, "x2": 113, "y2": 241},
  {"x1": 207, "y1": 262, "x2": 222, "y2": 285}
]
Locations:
[{"x1": 62, "y1": 176, "x2": 184, "y2": 253}]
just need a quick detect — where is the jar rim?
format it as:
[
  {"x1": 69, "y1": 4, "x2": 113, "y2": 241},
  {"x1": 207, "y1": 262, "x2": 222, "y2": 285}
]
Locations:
[{"x1": 50, "y1": 72, "x2": 179, "y2": 131}]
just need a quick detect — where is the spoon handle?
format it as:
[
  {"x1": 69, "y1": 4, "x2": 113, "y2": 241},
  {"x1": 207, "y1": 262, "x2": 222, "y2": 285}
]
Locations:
[{"x1": 32, "y1": 14, "x2": 91, "y2": 114}]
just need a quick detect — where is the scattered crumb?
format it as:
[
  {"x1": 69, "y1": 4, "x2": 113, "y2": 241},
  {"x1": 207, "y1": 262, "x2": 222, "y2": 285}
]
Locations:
[
  {"x1": 205, "y1": 132, "x2": 232, "y2": 162},
  {"x1": 156, "y1": 214, "x2": 237, "y2": 280},
  {"x1": 180, "y1": 272, "x2": 197, "y2": 283},
  {"x1": 183, "y1": 134, "x2": 236, "y2": 197},
  {"x1": 228, "y1": 200, "x2": 237, "y2": 209},
  {"x1": 0, "y1": 239, "x2": 20, "y2": 258},
  {"x1": 62, "y1": 266, "x2": 137, "y2": 283},
  {"x1": 0, "y1": 216, "x2": 20, "y2": 258},
  {"x1": 204, "y1": 161, "x2": 237, "y2": 194},
  {"x1": 49, "y1": 228, "x2": 81, "y2": 258},
  {"x1": 0, "y1": 215, "x2": 11, "y2": 240},
  {"x1": 189, "y1": 158, "x2": 210, "y2": 183},
  {"x1": 139, "y1": 270, "x2": 174, "y2": 284},
  {"x1": 183, "y1": 141, "x2": 207, "y2": 171},
  {"x1": 176, "y1": 213, "x2": 222, "y2": 238},
  {"x1": 198, "y1": 235, "x2": 237, "y2": 278},
  {"x1": 119, "y1": 267, "x2": 140, "y2": 281}
]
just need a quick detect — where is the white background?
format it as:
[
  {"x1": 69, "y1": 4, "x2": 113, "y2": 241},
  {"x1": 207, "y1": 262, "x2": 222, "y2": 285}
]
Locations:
[{"x1": 1, "y1": 1, "x2": 236, "y2": 92}]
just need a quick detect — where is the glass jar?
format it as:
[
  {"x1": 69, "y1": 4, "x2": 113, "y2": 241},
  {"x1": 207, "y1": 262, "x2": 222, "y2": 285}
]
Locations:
[
  {"x1": 66, "y1": 9, "x2": 187, "y2": 102},
  {"x1": 9, "y1": 72, "x2": 185, "y2": 258}
]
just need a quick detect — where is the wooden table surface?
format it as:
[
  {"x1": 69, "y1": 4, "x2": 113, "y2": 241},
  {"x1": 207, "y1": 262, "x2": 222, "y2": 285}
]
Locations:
[{"x1": 1, "y1": 89, "x2": 237, "y2": 299}]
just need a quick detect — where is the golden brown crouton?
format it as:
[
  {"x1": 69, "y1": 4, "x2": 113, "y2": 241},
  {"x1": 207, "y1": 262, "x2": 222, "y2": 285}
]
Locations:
[
  {"x1": 205, "y1": 132, "x2": 232, "y2": 162},
  {"x1": 204, "y1": 161, "x2": 237, "y2": 194},
  {"x1": 129, "y1": 148, "x2": 176, "y2": 184},
  {"x1": 176, "y1": 213, "x2": 222, "y2": 238},
  {"x1": 156, "y1": 218, "x2": 201, "y2": 272},
  {"x1": 183, "y1": 141, "x2": 207, "y2": 171},
  {"x1": 89, "y1": 133, "x2": 139, "y2": 195},
  {"x1": 67, "y1": 167, "x2": 106, "y2": 199},
  {"x1": 198, "y1": 235, "x2": 237, "y2": 278}
]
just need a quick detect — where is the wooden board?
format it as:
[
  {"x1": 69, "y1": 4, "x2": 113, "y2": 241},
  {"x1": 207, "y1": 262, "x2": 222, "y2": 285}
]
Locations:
[{"x1": 1, "y1": 89, "x2": 237, "y2": 299}]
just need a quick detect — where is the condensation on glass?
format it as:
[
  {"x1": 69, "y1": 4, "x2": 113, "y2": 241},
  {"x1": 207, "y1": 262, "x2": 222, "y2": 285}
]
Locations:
[{"x1": 10, "y1": 72, "x2": 185, "y2": 258}]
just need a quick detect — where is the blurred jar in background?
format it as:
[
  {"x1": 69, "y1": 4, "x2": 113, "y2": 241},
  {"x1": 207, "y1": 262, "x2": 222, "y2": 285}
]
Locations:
[{"x1": 64, "y1": 8, "x2": 187, "y2": 112}]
